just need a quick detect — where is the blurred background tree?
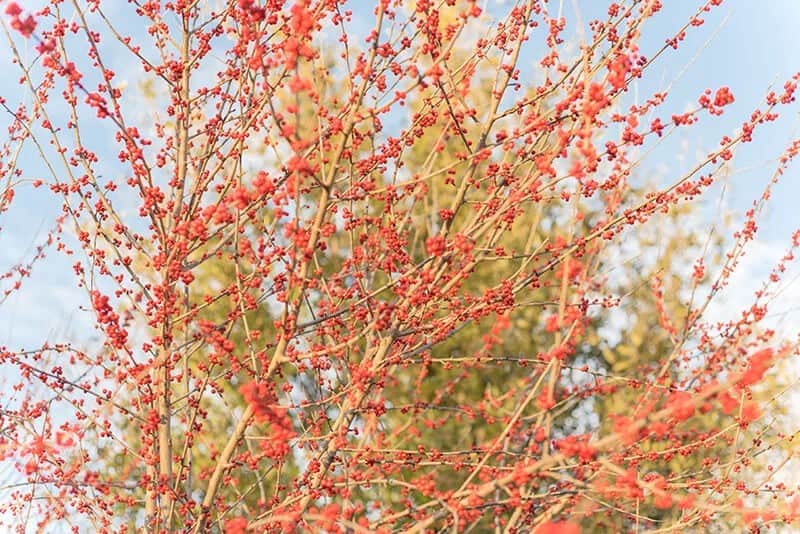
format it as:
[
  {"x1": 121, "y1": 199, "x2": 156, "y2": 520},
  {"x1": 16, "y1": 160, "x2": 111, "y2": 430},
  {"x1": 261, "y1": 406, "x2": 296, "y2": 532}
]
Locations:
[{"x1": 94, "y1": 45, "x2": 766, "y2": 531}]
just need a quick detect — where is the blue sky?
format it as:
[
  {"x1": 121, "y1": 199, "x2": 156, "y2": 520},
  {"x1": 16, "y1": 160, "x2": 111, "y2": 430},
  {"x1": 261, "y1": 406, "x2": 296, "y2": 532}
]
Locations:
[
  {"x1": 0, "y1": 1, "x2": 797, "y2": 377},
  {"x1": 0, "y1": 1, "x2": 797, "y2": 354}
]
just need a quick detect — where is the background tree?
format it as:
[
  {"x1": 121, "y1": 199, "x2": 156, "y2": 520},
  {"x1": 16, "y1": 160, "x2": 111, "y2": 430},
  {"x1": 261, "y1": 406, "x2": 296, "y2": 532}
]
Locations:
[{"x1": 0, "y1": 0, "x2": 799, "y2": 533}]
